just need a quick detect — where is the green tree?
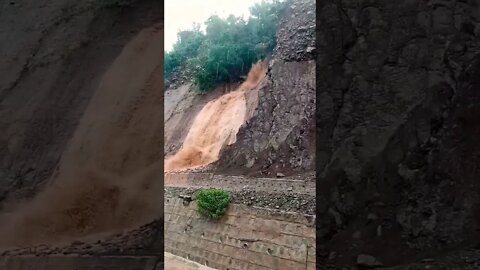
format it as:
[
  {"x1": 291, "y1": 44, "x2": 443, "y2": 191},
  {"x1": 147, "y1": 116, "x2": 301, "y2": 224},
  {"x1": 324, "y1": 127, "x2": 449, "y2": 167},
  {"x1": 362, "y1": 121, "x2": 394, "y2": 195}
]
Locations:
[
  {"x1": 164, "y1": 24, "x2": 205, "y2": 80},
  {"x1": 166, "y1": 0, "x2": 286, "y2": 92}
]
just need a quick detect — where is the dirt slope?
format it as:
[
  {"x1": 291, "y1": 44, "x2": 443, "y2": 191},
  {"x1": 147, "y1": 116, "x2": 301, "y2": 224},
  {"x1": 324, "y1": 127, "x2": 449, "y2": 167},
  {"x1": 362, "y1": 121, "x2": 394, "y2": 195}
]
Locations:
[
  {"x1": 0, "y1": 0, "x2": 162, "y2": 250},
  {"x1": 0, "y1": 0, "x2": 162, "y2": 206},
  {"x1": 56, "y1": 25, "x2": 163, "y2": 177},
  {"x1": 164, "y1": 83, "x2": 226, "y2": 156}
]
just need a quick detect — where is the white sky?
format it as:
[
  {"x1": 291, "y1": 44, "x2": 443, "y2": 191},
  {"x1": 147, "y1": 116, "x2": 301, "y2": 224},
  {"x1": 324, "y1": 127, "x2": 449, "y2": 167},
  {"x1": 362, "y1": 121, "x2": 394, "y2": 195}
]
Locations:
[{"x1": 165, "y1": 0, "x2": 263, "y2": 52}]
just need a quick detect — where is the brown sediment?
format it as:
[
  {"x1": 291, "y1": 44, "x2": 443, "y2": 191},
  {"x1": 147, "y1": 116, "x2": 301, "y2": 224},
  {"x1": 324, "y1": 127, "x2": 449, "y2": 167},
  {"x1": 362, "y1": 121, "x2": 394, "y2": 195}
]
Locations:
[
  {"x1": 0, "y1": 25, "x2": 163, "y2": 250},
  {"x1": 164, "y1": 61, "x2": 267, "y2": 172}
]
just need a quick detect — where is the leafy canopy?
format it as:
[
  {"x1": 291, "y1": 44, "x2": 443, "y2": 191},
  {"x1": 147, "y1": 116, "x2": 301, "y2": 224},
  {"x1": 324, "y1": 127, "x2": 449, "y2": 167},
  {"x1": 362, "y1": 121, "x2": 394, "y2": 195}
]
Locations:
[{"x1": 165, "y1": 0, "x2": 286, "y2": 92}]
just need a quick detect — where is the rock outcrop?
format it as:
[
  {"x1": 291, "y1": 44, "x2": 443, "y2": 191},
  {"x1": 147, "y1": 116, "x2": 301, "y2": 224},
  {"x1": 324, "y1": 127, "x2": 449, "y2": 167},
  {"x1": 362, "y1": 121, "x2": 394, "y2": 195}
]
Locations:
[
  {"x1": 213, "y1": 0, "x2": 316, "y2": 177},
  {"x1": 316, "y1": 0, "x2": 480, "y2": 268}
]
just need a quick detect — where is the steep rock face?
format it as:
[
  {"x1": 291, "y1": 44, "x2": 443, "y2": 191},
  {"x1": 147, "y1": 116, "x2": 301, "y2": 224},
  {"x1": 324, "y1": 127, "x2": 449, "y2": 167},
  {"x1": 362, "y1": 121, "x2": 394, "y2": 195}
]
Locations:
[
  {"x1": 0, "y1": 0, "x2": 162, "y2": 205},
  {"x1": 316, "y1": 0, "x2": 480, "y2": 267},
  {"x1": 213, "y1": 0, "x2": 316, "y2": 177}
]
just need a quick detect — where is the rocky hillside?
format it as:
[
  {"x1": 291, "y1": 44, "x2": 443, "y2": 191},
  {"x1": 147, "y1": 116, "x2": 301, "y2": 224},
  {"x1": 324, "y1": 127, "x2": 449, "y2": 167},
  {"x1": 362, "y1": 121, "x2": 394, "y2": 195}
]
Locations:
[
  {"x1": 316, "y1": 0, "x2": 480, "y2": 268},
  {"x1": 0, "y1": 0, "x2": 162, "y2": 206},
  {"x1": 163, "y1": 0, "x2": 316, "y2": 178},
  {"x1": 213, "y1": 0, "x2": 316, "y2": 177}
]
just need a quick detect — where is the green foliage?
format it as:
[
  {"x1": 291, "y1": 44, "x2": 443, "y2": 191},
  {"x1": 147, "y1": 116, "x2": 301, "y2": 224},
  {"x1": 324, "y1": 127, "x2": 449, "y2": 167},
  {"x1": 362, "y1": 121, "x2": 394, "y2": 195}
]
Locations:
[
  {"x1": 165, "y1": 0, "x2": 286, "y2": 92},
  {"x1": 196, "y1": 189, "x2": 231, "y2": 220},
  {"x1": 165, "y1": 24, "x2": 205, "y2": 80}
]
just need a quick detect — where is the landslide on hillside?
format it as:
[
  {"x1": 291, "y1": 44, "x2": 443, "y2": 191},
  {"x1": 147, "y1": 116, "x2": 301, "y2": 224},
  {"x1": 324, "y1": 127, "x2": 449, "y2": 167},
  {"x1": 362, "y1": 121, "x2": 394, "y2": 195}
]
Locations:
[
  {"x1": 165, "y1": 62, "x2": 267, "y2": 172},
  {"x1": 164, "y1": 83, "x2": 227, "y2": 157},
  {"x1": 212, "y1": 0, "x2": 316, "y2": 177},
  {"x1": 0, "y1": 0, "x2": 162, "y2": 250},
  {"x1": 0, "y1": 0, "x2": 161, "y2": 206},
  {"x1": 164, "y1": 0, "x2": 316, "y2": 177}
]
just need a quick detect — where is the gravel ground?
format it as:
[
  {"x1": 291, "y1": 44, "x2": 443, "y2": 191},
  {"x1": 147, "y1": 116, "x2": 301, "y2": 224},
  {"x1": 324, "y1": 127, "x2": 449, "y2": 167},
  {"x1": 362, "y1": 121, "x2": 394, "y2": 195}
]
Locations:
[{"x1": 166, "y1": 186, "x2": 316, "y2": 215}]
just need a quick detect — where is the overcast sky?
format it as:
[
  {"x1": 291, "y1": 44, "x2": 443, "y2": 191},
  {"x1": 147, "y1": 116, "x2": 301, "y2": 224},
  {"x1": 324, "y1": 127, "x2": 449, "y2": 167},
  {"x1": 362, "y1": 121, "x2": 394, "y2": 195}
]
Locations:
[{"x1": 165, "y1": 0, "x2": 262, "y2": 52}]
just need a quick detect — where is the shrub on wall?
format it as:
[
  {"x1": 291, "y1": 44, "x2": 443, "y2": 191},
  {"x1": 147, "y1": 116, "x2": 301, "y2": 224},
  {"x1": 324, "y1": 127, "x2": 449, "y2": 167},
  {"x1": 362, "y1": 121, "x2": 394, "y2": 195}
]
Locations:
[{"x1": 196, "y1": 189, "x2": 231, "y2": 220}]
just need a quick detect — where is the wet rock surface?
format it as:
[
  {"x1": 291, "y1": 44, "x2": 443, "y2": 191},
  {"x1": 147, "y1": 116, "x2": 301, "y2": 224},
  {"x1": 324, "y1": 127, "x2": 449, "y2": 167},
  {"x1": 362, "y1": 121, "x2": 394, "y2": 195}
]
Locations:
[
  {"x1": 316, "y1": 0, "x2": 480, "y2": 268},
  {"x1": 357, "y1": 254, "x2": 384, "y2": 268},
  {"x1": 377, "y1": 249, "x2": 480, "y2": 270}
]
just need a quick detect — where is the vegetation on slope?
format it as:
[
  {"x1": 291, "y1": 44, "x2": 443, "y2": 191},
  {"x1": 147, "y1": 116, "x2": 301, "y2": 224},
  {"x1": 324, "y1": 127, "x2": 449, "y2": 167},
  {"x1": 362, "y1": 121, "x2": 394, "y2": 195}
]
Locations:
[
  {"x1": 197, "y1": 189, "x2": 231, "y2": 220},
  {"x1": 165, "y1": 0, "x2": 286, "y2": 92}
]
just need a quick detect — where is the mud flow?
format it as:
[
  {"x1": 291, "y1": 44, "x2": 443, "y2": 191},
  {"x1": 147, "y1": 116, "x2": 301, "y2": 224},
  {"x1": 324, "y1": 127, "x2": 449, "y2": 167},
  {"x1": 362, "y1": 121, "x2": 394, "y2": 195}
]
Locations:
[
  {"x1": 164, "y1": 62, "x2": 267, "y2": 172},
  {"x1": 0, "y1": 26, "x2": 163, "y2": 250},
  {"x1": 0, "y1": 164, "x2": 162, "y2": 249}
]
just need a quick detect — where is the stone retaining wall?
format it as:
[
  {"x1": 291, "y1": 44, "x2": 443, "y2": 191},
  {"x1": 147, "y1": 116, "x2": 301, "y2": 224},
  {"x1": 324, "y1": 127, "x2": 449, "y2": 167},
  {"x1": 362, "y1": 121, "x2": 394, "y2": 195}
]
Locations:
[
  {"x1": 165, "y1": 196, "x2": 316, "y2": 270},
  {"x1": 165, "y1": 173, "x2": 315, "y2": 195}
]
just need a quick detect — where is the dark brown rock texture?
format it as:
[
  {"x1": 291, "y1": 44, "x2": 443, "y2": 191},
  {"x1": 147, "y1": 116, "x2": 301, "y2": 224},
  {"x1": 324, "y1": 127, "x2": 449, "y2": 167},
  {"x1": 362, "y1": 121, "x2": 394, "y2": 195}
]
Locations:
[{"x1": 316, "y1": 0, "x2": 480, "y2": 269}]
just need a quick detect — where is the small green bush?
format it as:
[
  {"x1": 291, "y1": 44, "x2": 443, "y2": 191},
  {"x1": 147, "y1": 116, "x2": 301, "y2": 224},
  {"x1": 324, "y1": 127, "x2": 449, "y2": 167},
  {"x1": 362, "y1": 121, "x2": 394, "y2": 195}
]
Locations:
[{"x1": 196, "y1": 189, "x2": 231, "y2": 220}]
